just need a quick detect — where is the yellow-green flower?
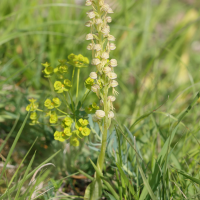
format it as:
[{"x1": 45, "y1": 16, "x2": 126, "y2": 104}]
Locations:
[
  {"x1": 43, "y1": 66, "x2": 54, "y2": 77},
  {"x1": 76, "y1": 118, "x2": 89, "y2": 128},
  {"x1": 49, "y1": 111, "x2": 58, "y2": 124},
  {"x1": 54, "y1": 131, "x2": 65, "y2": 142},
  {"x1": 54, "y1": 81, "x2": 69, "y2": 93},
  {"x1": 30, "y1": 112, "x2": 38, "y2": 120},
  {"x1": 64, "y1": 128, "x2": 72, "y2": 136},
  {"x1": 85, "y1": 102, "x2": 99, "y2": 114},
  {"x1": 44, "y1": 99, "x2": 54, "y2": 109},
  {"x1": 26, "y1": 99, "x2": 39, "y2": 111},
  {"x1": 85, "y1": 77, "x2": 94, "y2": 90},
  {"x1": 52, "y1": 98, "x2": 61, "y2": 107},
  {"x1": 63, "y1": 117, "x2": 73, "y2": 127},
  {"x1": 41, "y1": 62, "x2": 50, "y2": 68},
  {"x1": 81, "y1": 127, "x2": 90, "y2": 136},
  {"x1": 70, "y1": 136, "x2": 79, "y2": 146},
  {"x1": 64, "y1": 79, "x2": 72, "y2": 89}
]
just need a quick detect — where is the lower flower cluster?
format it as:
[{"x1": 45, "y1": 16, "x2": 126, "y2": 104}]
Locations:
[{"x1": 54, "y1": 118, "x2": 91, "y2": 146}]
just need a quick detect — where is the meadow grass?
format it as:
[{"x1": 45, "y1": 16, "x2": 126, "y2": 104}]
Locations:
[{"x1": 1, "y1": 0, "x2": 200, "y2": 199}]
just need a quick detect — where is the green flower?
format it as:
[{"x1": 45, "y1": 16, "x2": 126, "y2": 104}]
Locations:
[
  {"x1": 49, "y1": 111, "x2": 58, "y2": 124},
  {"x1": 64, "y1": 128, "x2": 72, "y2": 136},
  {"x1": 68, "y1": 53, "x2": 76, "y2": 61},
  {"x1": 58, "y1": 59, "x2": 67, "y2": 64},
  {"x1": 64, "y1": 79, "x2": 72, "y2": 89},
  {"x1": 54, "y1": 81, "x2": 68, "y2": 93},
  {"x1": 52, "y1": 98, "x2": 61, "y2": 107},
  {"x1": 79, "y1": 118, "x2": 89, "y2": 127},
  {"x1": 75, "y1": 118, "x2": 89, "y2": 130},
  {"x1": 81, "y1": 127, "x2": 90, "y2": 136},
  {"x1": 70, "y1": 136, "x2": 79, "y2": 146},
  {"x1": 85, "y1": 77, "x2": 94, "y2": 90},
  {"x1": 30, "y1": 112, "x2": 38, "y2": 120},
  {"x1": 58, "y1": 64, "x2": 68, "y2": 73},
  {"x1": 44, "y1": 99, "x2": 54, "y2": 109},
  {"x1": 26, "y1": 99, "x2": 39, "y2": 111},
  {"x1": 85, "y1": 103, "x2": 99, "y2": 114},
  {"x1": 43, "y1": 66, "x2": 54, "y2": 77},
  {"x1": 63, "y1": 117, "x2": 73, "y2": 127},
  {"x1": 29, "y1": 120, "x2": 39, "y2": 126},
  {"x1": 41, "y1": 62, "x2": 50, "y2": 68},
  {"x1": 54, "y1": 131, "x2": 65, "y2": 142}
]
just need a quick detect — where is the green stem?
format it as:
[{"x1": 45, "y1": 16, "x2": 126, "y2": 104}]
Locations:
[
  {"x1": 72, "y1": 66, "x2": 75, "y2": 85},
  {"x1": 76, "y1": 68, "x2": 80, "y2": 106},
  {"x1": 68, "y1": 91, "x2": 76, "y2": 121},
  {"x1": 97, "y1": 85, "x2": 108, "y2": 172}
]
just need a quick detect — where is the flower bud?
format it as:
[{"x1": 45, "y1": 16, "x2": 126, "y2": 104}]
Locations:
[
  {"x1": 106, "y1": 16, "x2": 112, "y2": 23},
  {"x1": 107, "y1": 72, "x2": 117, "y2": 79},
  {"x1": 95, "y1": 18, "x2": 103, "y2": 25},
  {"x1": 109, "y1": 43, "x2": 116, "y2": 50},
  {"x1": 94, "y1": 44, "x2": 101, "y2": 51},
  {"x1": 85, "y1": 0, "x2": 92, "y2": 6},
  {"x1": 86, "y1": 33, "x2": 93, "y2": 40},
  {"x1": 101, "y1": 27, "x2": 110, "y2": 36},
  {"x1": 108, "y1": 111, "x2": 114, "y2": 118},
  {"x1": 91, "y1": 84, "x2": 100, "y2": 93},
  {"x1": 92, "y1": 58, "x2": 101, "y2": 65},
  {"x1": 85, "y1": 21, "x2": 93, "y2": 27},
  {"x1": 107, "y1": 8, "x2": 114, "y2": 14},
  {"x1": 87, "y1": 43, "x2": 94, "y2": 50},
  {"x1": 103, "y1": 66, "x2": 111, "y2": 74},
  {"x1": 87, "y1": 11, "x2": 95, "y2": 19},
  {"x1": 90, "y1": 72, "x2": 98, "y2": 79},
  {"x1": 101, "y1": 3, "x2": 110, "y2": 12},
  {"x1": 92, "y1": 115, "x2": 99, "y2": 122},
  {"x1": 108, "y1": 96, "x2": 116, "y2": 102},
  {"x1": 110, "y1": 80, "x2": 118, "y2": 87},
  {"x1": 100, "y1": 99, "x2": 104, "y2": 106},
  {"x1": 110, "y1": 59, "x2": 117, "y2": 67},
  {"x1": 95, "y1": 110, "x2": 105, "y2": 119},
  {"x1": 108, "y1": 34, "x2": 115, "y2": 41},
  {"x1": 101, "y1": 52, "x2": 109, "y2": 59}
]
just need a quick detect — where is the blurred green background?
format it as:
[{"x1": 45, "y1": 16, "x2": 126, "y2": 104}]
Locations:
[{"x1": 1, "y1": 0, "x2": 200, "y2": 197}]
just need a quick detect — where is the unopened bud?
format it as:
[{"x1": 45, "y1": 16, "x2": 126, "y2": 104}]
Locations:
[
  {"x1": 107, "y1": 72, "x2": 117, "y2": 79},
  {"x1": 85, "y1": 0, "x2": 92, "y2": 6},
  {"x1": 110, "y1": 59, "x2": 117, "y2": 67},
  {"x1": 107, "y1": 8, "x2": 114, "y2": 14},
  {"x1": 101, "y1": 3, "x2": 110, "y2": 12},
  {"x1": 108, "y1": 111, "x2": 114, "y2": 118},
  {"x1": 87, "y1": 43, "x2": 94, "y2": 50},
  {"x1": 100, "y1": 99, "x2": 104, "y2": 106},
  {"x1": 95, "y1": 110, "x2": 105, "y2": 119},
  {"x1": 110, "y1": 80, "x2": 118, "y2": 87},
  {"x1": 87, "y1": 11, "x2": 95, "y2": 19},
  {"x1": 109, "y1": 43, "x2": 116, "y2": 50},
  {"x1": 103, "y1": 66, "x2": 111, "y2": 74},
  {"x1": 95, "y1": 18, "x2": 103, "y2": 25},
  {"x1": 101, "y1": 52, "x2": 109, "y2": 59},
  {"x1": 108, "y1": 96, "x2": 116, "y2": 102},
  {"x1": 92, "y1": 115, "x2": 99, "y2": 122},
  {"x1": 101, "y1": 27, "x2": 110, "y2": 36},
  {"x1": 106, "y1": 16, "x2": 112, "y2": 23},
  {"x1": 91, "y1": 84, "x2": 100, "y2": 93},
  {"x1": 108, "y1": 34, "x2": 115, "y2": 41},
  {"x1": 90, "y1": 72, "x2": 98, "y2": 79},
  {"x1": 94, "y1": 44, "x2": 101, "y2": 51},
  {"x1": 85, "y1": 21, "x2": 92, "y2": 27},
  {"x1": 92, "y1": 58, "x2": 101, "y2": 65},
  {"x1": 86, "y1": 33, "x2": 93, "y2": 40}
]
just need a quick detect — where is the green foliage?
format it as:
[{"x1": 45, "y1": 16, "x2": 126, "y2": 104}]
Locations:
[{"x1": 1, "y1": 0, "x2": 200, "y2": 199}]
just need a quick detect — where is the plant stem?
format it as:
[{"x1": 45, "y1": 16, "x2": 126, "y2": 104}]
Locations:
[{"x1": 76, "y1": 68, "x2": 80, "y2": 106}]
